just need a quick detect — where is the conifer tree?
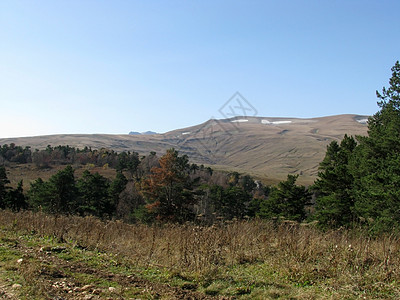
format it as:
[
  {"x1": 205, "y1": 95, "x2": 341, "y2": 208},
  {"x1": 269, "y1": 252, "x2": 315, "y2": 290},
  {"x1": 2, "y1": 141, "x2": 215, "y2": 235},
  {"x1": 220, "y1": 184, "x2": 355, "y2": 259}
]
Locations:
[
  {"x1": 258, "y1": 174, "x2": 310, "y2": 222},
  {"x1": 5, "y1": 180, "x2": 27, "y2": 211},
  {"x1": 0, "y1": 166, "x2": 10, "y2": 209},
  {"x1": 28, "y1": 166, "x2": 77, "y2": 214},
  {"x1": 109, "y1": 172, "x2": 128, "y2": 213},
  {"x1": 313, "y1": 135, "x2": 357, "y2": 227},
  {"x1": 77, "y1": 170, "x2": 111, "y2": 217},
  {"x1": 352, "y1": 61, "x2": 400, "y2": 231}
]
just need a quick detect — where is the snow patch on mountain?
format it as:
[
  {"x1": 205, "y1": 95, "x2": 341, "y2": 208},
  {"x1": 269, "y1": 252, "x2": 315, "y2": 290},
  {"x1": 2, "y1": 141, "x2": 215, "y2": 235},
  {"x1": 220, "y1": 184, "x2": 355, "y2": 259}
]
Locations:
[
  {"x1": 231, "y1": 119, "x2": 249, "y2": 123},
  {"x1": 261, "y1": 120, "x2": 292, "y2": 125},
  {"x1": 356, "y1": 118, "x2": 368, "y2": 124}
]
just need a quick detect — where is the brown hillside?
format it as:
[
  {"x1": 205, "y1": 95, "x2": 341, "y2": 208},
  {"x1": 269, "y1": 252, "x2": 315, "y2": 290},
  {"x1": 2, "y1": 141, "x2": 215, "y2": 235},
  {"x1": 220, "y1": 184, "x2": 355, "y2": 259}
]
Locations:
[{"x1": 0, "y1": 114, "x2": 368, "y2": 183}]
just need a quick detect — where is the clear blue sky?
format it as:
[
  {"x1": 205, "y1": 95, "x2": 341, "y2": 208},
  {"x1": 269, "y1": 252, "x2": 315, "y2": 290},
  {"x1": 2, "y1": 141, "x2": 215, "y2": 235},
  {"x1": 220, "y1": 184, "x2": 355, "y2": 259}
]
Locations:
[{"x1": 1, "y1": 0, "x2": 399, "y2": 138}]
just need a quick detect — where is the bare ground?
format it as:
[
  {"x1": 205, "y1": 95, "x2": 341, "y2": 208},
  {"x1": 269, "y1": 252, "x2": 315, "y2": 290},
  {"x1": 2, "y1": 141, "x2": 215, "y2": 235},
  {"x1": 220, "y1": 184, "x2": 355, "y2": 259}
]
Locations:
[{"x1": 0, "y1": 232, "x2": 230, "y2": 300}]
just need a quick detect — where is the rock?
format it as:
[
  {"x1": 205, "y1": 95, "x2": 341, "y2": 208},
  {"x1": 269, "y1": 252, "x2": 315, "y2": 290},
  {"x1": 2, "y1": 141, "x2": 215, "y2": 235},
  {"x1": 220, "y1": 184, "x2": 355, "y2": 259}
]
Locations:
[
  {"x1": 39, "y1": 246, "x2": 67, "y2": 253},
  {"x1": 40, "y1": 246, "x2": 52, "y2": 252},
  {"x1": 80, "y1": 284, "x2": 93, "y2": 292},
  {"x1": 93, "y1": 289, "x2": 101, "y2": 294},
  {"x1": 108, "y1": 286, "x2": 116, "y2": 292}
]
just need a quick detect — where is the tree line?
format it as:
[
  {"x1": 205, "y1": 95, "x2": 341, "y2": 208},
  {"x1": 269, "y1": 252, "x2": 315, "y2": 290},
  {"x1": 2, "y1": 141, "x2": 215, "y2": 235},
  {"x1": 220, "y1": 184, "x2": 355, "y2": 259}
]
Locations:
[
  {"x1": 0, "y1": 147, "x2": 310, "y2": 224},
  {"x1": 0, "y1": 144, "x2": 141, "y2": 171}
]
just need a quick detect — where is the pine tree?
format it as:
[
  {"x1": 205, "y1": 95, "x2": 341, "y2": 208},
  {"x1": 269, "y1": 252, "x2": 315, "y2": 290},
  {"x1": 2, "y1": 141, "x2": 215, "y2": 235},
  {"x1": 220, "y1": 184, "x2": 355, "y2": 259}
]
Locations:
[
  {"x1": 0, "y1": 166, "x2": 10, "y2": 209},
  {"x1": 28, "y1": 166, "x2": 77, "y2": 214},
  {"x1": 258, "y1": 174, "x2": 310, "y2": 222},
  {"x1": 27, "y1": 178, "x2": 53, "y2": 212},
  {"x1": 77, "y1": 170, "x2": 111, "y2": 218},
  {"x1": 109, "y1": 172, "x2": 128, "y2": 213},
  {"x1": 352, "y1": 61, "x2": 400, "y2": 231},
  {"x1": 48, "y1": 165, "x2": 77, "y2": 214},
  {"x1": 210, "y1": 185, "x2": 252, "y2": 219},
  {"x1": 5, "y1": 180, "x2": 27, "y2": 211},
  {"x1": 313, "y1": 135, "x2": 357, "y2": 227}
]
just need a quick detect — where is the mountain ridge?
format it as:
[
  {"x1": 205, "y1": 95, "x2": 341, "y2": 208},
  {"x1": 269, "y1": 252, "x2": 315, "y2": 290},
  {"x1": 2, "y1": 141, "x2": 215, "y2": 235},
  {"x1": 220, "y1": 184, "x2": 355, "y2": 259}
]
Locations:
[{"x1": 0, "y1": 114, "x2": 369, "y2": 183}]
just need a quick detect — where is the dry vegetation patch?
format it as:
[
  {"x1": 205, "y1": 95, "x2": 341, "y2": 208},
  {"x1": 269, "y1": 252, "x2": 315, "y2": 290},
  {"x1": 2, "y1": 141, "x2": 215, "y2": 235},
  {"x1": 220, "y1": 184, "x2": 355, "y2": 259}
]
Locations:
[{"x1": 1, "y1": 210, "x2": 400, "y2": 299}]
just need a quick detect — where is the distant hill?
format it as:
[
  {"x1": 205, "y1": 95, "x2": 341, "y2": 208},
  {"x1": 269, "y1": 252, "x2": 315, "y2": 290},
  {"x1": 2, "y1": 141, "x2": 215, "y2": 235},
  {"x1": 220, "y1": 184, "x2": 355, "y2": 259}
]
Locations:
[
  {"x1": 0, "y1": 114, "x2": 368, "y2": 183},
  {"x1": 129, "y1": 131, "x2": 158, "y2": 135}
]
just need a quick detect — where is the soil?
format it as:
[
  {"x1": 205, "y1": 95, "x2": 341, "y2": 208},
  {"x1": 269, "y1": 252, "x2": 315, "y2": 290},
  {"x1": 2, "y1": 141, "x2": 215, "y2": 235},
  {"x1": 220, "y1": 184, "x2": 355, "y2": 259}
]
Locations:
[{"x1": 1, "y1": 236, "x2": 232, "y2": 300}]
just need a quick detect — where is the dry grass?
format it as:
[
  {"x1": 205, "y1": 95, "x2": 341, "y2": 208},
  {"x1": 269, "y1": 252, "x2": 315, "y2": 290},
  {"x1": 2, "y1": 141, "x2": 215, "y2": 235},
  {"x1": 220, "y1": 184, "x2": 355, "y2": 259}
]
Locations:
[{"x1": 1, "y1": 210, "x2": 399, "y2": 298}]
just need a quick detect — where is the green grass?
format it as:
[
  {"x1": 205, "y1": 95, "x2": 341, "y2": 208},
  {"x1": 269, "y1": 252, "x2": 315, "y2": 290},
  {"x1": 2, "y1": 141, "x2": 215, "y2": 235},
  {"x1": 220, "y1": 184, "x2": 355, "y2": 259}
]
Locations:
[
  {"x1": 0, "y1": 226, "x2": 212, "y2": 299},
  {"x1": 0, "y1": 229, "x2": 150, "y2": 299}
]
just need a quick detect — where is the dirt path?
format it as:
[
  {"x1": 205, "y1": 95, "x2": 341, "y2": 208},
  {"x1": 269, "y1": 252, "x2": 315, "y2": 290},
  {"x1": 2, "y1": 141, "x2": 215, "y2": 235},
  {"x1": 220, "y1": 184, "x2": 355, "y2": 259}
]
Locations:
[
  {"x1": 0, "y1": 233, "x2": 230, "y2": 300},
  {"x1": 31, "y1": 251, "x2": 221, "y2": 299}
]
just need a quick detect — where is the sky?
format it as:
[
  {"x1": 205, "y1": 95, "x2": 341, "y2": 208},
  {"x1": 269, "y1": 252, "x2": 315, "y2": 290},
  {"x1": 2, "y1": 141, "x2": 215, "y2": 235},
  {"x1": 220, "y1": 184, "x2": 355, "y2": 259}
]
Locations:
[{"x1": 0, "y1": 0, "x2": 399, "y2": 138}]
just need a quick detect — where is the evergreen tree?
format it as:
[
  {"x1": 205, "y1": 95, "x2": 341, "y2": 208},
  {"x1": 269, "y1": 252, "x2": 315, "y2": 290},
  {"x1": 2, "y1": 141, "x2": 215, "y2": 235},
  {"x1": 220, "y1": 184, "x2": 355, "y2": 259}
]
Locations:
[
  {"x1": 0, "y1": 166, "x2": 10, "y2": 209},
  {"x1": 28, "y1": 166, "x2": 77, "y2": 214},
  {"x1": 351, "y1": 61, "x2": 400, "y2": 231},
  {"x1": 116, "y1": 152, "x2": 129, "y2": 171},
  {"x1": 247, "y1": 185, "x2": 270, "y2": 217},
  {"x1": 258, "y1": 175, "x2": 310, "y2": 222},
  {"x1": 5, "y1": 180, "x2": 27, "y2": 211},
  {"x1": 210, "y1": 185, "x2": 252, "y2": 219},
  {"x1": 109, "y1": 171, "x2": 128, "y2": 213},
  {"x1": 48, "y1": 165, "x2": 77, "y2": 214},
  {"x1": 313, "y1": 135, "x2": 357, "y2": 227},
  {"x1": 126, "y1": 152, "x2": 140, "y2": 178},
  {"x1": 27, "y1": 178, "x2": 53, "y2": 212},
  {"x1": 239, "y1": 175, "x2": 257, "y2": 193},
  {"x1": 77, "y1": 170, "x2": 112, "y2": 218}
]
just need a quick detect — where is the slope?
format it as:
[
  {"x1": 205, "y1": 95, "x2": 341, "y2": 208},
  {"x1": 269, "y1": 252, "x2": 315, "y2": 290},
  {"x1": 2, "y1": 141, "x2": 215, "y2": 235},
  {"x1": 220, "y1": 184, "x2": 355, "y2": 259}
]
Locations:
[{"x1": 0, "y1": 114, "x2": 368, "y2": 183}]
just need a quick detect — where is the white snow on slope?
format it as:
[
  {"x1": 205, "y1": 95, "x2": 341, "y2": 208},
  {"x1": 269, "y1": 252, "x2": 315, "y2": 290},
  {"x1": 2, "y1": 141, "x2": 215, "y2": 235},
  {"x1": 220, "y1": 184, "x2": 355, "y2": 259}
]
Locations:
[
  {"x1": 261, "y1": 120, "x2": 292, "y2": 125},
  {"x1": 231, "y1": 119, "x2": 249, "y2": 123},
  {"x1": 357, "y1": 118, "x2": 368, "y2": 124}
]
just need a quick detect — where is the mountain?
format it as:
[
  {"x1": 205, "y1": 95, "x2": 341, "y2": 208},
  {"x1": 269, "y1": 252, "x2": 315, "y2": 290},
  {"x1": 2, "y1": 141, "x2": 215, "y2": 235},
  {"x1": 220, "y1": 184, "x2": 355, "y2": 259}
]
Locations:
[
  {"x1": 129, "y1": 131, "x2": 158, "y2": 135},
  {"x1": 0, "y1": 114, "x2": 368, "y2": 183}
]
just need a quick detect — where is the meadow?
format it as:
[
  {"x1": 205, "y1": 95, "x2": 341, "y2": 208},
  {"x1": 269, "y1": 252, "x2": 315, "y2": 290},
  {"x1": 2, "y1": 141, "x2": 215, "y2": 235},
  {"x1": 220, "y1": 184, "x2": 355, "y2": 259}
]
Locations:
[{"x1": 1, "y1": 210, "x2": 399, "y2": 299}]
